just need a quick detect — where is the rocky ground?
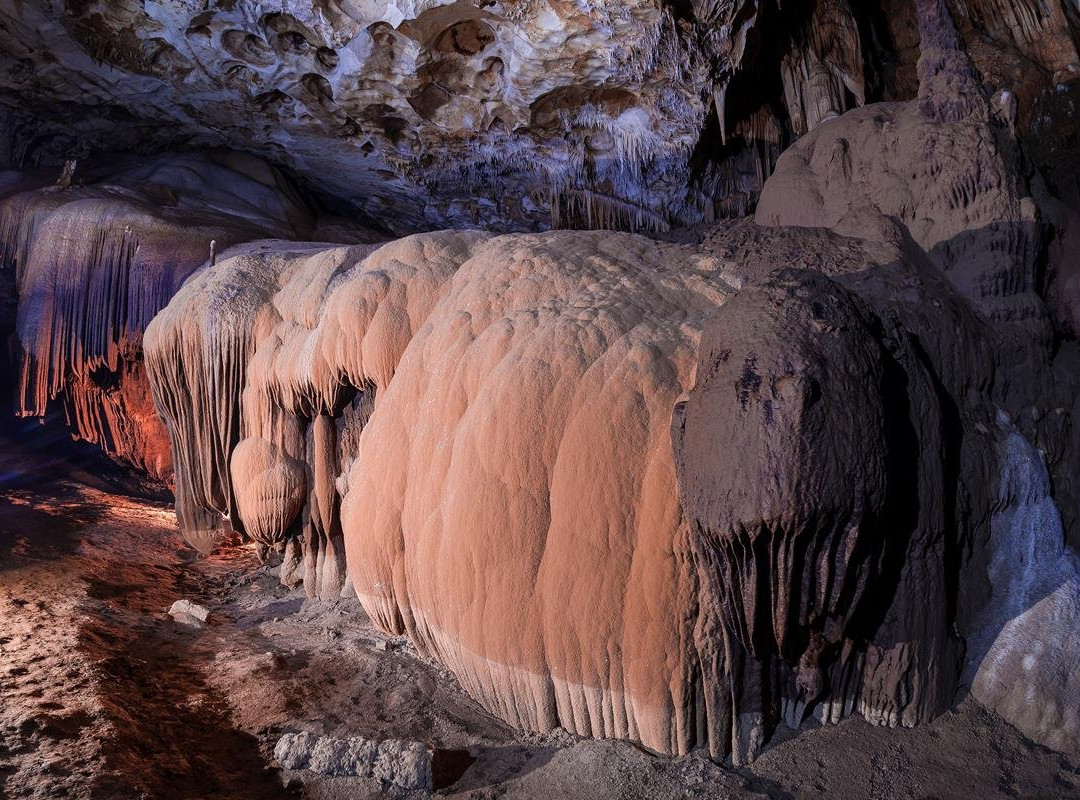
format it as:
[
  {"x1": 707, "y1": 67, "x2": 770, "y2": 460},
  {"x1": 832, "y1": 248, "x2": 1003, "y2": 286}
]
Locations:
[{"x1": 2, "y1": 454, "x2": 1079, "y2": 800}]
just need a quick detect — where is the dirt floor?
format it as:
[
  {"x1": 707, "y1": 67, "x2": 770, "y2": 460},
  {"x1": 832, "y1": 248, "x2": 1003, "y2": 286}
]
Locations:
[{"x1": 2, "y1": 458, "x2": 1080, "y2": 799}]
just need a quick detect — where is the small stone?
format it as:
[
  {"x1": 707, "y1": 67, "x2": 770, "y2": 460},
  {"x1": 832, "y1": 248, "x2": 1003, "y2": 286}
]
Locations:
[{"x1": 168, "y1": 599, "x2": 211, "y2": 623}]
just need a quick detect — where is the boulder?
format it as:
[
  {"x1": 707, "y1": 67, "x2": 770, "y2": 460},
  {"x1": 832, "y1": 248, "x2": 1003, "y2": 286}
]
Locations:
[{"x1": 274, "y1": 732, "x2": 432, "y2": 790}]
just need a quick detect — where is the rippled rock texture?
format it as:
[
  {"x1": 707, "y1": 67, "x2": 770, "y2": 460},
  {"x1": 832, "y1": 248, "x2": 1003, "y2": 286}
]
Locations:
[{"x1": 3, "y1": 0, "x2": 1080, "y2": 774}]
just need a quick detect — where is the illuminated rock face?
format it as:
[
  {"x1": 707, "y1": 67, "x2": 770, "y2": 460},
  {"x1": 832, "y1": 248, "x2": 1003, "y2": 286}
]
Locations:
[
  {"x1": 133, "y1": 0, "x2": 1080, "y2": 765},
  {"x1": 340, "y1": 231, "x2": 735, "y2": 754},
  {"x1": 145, "y1": 233, "x2": 478, "y2": 556},
  {"x1": 5, "y1": 0, "x2": 1079, "y2": 770},
  {"x1": 967, "y1": 427, "x2": 1080, "y2": 754},
  {"x1": 0, "y1": 1, "x2": 1074, "y2": 232},
  {"x1": 142, "y1": 227, "x2": 1043, "y2": 763},
  {"x1": 143, "y1": 222, "x2": 1032, "y2": 764},
  {"x1": 1, "y1": 152, "x2": 313, "y2": 481}
]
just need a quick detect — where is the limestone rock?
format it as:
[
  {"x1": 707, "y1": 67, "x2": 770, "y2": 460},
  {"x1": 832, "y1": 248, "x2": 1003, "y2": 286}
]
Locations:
[
  {"x1": 169, "y1": 599, "x2": 211, "y2": 625},
  {"x1": 2, "y1": 152, "x2": 312, "y2": 482},
  {"x1": 145, "y1": 231, "x2": 483, "y2": 567},
  {"x1": 144, "y1": 196, "x2": 1069, "y2": 766},
  {"x1": 966, "y1": 425, "x2": 1080, "y2": 755},
  {"x1": 340, "y1": 230, "x2": 735, "y2": 755},
  {"x1": 231, "y1": 438, "x2": 309, "y2": 547},
  {"x1": 274, "y1": 732, "x2": 432, "y2": 790}
]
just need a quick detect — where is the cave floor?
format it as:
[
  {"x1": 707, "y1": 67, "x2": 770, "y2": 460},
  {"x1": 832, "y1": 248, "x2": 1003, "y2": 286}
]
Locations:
[{"x1": 1, "y1": 470, "x2": 1079, "y2": 800}]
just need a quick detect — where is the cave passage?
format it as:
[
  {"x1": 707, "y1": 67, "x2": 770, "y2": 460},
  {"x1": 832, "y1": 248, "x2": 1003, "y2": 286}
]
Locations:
[{"x1": 1, "y1": 0, "x2": 1080, "y2": 797}]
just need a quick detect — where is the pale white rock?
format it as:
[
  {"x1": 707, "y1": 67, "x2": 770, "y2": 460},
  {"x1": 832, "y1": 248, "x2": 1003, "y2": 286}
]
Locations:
[
  {"x1": 169, "y1": 599, "x2": 211, "y2": 624},
  {"x1": 274, "y1": 732, "x2": 432, "y2": 789},
  {"x1": 967, "y1": 426, "x2": 1080, "y2": 755}
]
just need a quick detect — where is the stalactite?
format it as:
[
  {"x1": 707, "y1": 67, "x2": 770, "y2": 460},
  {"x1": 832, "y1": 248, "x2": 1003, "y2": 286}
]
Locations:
[
  {"x1": 0, "y1": 187, "x2": 84, "y2": 276},
  {"x1": 550, "y1": 187, "x2": 671, "y2": 234},
  {"x1": 4, "y1": 152, "x2": 315, "y2": 481},
  {"x1": 147, "y1": 231, "x2": 485, "y2": 582},
  {"x1": 780, "y1": 0, "x2": 866, "y2": 135},
  {"x1": 145, "y1": 242, "x2": 326, "y2": 549},
  {"x1": 693, "y1": 106, "x2": 785, "y2": 221}
]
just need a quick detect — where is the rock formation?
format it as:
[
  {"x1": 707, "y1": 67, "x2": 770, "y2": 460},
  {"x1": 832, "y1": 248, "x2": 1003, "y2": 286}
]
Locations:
[
  {"x1": 966, "y1": 422, "x2": 1080, "y2": 753},
  {"x1": 1, "y1": 152, "x2": 315, "y2": 480},
  {"x1": 757, "y1": 0, "x2": 1046, "y2": 333},
  {"x1": 275, "y1": 732, "x2": 432, "y2": 789},
  {"x1": 3, "y1": 0, "x2": 1080, "y2": 775},
  {"x1": 131, "y1": 0, "x2": 1080, "y2": 766},
  {"x1": 0, "y1": 0, "x2": 1075, "y2": 232},
  {"x1": 145, "y1": 233, "x2": 485, "y2": 559},
  {"x1": 340, "y1": 231, "x2": 738, "y2": 754}
]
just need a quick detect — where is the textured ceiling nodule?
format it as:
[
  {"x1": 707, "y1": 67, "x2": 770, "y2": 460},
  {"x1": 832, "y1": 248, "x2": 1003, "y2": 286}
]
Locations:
[{"x1": 0, "y1": 0, "x2": 725, "y2": 231}]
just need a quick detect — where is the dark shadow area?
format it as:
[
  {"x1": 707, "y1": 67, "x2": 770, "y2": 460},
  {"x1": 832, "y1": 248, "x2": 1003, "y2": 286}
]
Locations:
[
  {"x1": 0, "y1": 494, "x2": 90, "y2": 567},
  {"x1": 439, "y1": 744, "x2": 558, "y2": 793},
  {"x1": 76, "y1": 561, "x2": 297, "y2": 799},
  {"x1": 431, "y1": 747, "x2": 476, "y2": 790}
]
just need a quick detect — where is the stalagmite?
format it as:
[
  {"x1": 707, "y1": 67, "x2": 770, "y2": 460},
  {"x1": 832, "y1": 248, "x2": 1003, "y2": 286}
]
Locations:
[{"x1": 757, "y1": 0, "x2": 1048, "y2": 335}]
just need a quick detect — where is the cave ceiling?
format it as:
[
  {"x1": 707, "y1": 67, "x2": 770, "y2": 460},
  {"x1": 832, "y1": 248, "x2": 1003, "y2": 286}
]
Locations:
[{"x1": 0, "y1": 0, "x2": 1077, "y2": 230}]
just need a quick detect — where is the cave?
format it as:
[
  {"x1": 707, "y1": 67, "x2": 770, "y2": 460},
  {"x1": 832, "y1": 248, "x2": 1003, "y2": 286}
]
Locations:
[{"x1": 1, "y1": 0, "x2": 1079, "y2": 797}]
